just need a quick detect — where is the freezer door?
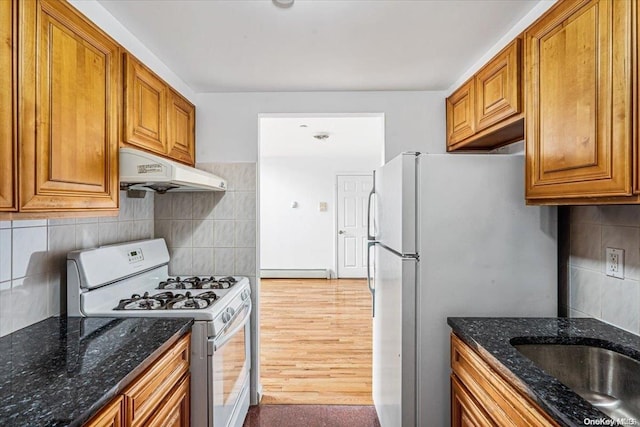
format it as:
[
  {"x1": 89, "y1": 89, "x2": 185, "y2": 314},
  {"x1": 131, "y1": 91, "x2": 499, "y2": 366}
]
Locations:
[
  {"x1": 372, "y1": 244, "x2": 417, "y2": 427},
  {"x1": 373, "y1": 153, "x2": 417, "y2": 255}
]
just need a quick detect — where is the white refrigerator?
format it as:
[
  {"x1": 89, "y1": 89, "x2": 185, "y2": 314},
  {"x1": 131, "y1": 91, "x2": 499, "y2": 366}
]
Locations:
[{"x1": 366, "y1": 152, "x2": 557, "y2": 427}]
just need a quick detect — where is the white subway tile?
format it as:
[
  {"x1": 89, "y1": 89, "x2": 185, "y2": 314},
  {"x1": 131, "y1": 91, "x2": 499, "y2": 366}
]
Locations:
[
  {"x1": 117, "y1": 221, "x2": 134, "y2": 243},
  {"x1": 117, "y1": 193, "x2": 135, "y2": 221},
  {"x1": 154, "y1": 220, "x2": 171, "y2": 246},
  {"x1": 154, "y1": 193, "x2": 173, "y2": 220},
  {"x1": 235, "y1": 192, "x2": 256, "y2": 220},
  {"x1": 569, "y1": 206, "x2": 601, "y2": 225},
  {"x1": 214, "y1": 248, "x2": 234, "y2": 276},
  {"x1": 76, "y1": 223, "x2": 100, "y2": 249},
  {"x1": 569, "y1": 222, "x2": 601, "y2": 271},
  {"x1": 171, "y1": 220, "x2": 193, "y2": 247},
  {"x1": 235, "y1": 248, "x2": 256, "y2": 276},
  {"x1": 599, "y1": 205, "x2": 640, "y2": 227},
  {"x1": 48, "y1": 218, "x2": 76, "y2": 226},
  {"x1": 213, "y1": 221, "x2": 234, "y2": 247},
  {"x1": 0, "y1": 221, "x2": 10, "y2": 229},
  {"x1": 0, "y1": 229, "x2": 11, "y2": 283},
  {"x1": 235, "y1": 221, "x2": 256, "y2": 248},
  {"x1": 569, "y1": 266, "x2": 602, "y2": 318},
  {"x1": 214, "y1": 192, "x2": 235, "y2": 220},
  {"x1": 193, "y1": 193, "x2": 216, "y2": 220},
  {"x1": 48, "y1": 225, "x2": 76, "y2": 275},
  {"x1": 172, "y1": 193, "x2": 193, "y2": 220},
  {"x1": 601, "y1": 277, "x2": 639, "y2": 334},
  {"x1": 99, "y1": 222, "x2": 119, "y2": 246},
  {"x1": 0, "y1": 280, "x2": 12, "y2": 337},
  {"x1": 11, "y1": 274, "x2": 50, "y2": 332},
  {"x1": 234, "y1": 163, "x2": 256, "y2": 191},
  {"x1": 168, "y1": 247, "x2": 192, "y2": 276},
  {"x1": 193, "y1": 248, "x2": 214, "y2": 275},
  {"x1": 12, "y1": 226, "x2": 48, "y2": 279},
  {"x1": 12, "y1": 220, "x2": 47, "y2": 228},
  {"x1": 192, "y1": 220, "x2": 214, "y2": 248}
]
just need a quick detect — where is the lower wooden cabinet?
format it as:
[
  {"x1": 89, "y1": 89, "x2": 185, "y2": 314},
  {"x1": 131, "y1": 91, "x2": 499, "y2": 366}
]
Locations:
[
  {"x1": 450, "y1": 334, "x2": 558, "y2": 427},
  {"x1": 84, "y1": 396, "x2": 124, "y2": 427},
  {"x1": 83, "y1": 333, "x2": 191, "y2": 427},
  {"x1": 451, "y1": 375, "x2": 495, "y2": 427}
]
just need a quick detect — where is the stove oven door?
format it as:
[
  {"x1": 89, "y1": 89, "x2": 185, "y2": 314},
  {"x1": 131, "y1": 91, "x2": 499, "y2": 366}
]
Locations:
[{"x1": 209, "y1": 300, "x2": 251, "y2": 427}]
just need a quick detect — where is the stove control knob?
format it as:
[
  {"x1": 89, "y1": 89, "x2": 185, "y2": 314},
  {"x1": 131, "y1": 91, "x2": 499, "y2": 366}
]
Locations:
[
  {"x1": 241, "y1": 290, "x2": 249, "y2": 301},
  {"x1": 221, "y1": 312, "x2": 231, "y2": 323},
  {"x1": 227, "y1": 307, "x2": 235, "y2": 317}
]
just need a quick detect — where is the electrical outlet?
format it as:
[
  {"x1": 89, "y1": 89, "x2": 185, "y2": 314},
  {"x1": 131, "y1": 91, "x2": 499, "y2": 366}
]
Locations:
[{"x1": 606, "y1": 247, "x2": 624, "y2": 279}]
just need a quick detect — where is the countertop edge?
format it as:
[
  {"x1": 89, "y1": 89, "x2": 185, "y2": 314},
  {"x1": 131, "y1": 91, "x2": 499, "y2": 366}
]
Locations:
[
  {"x1": 447, "y1": 318, "x2": 576, "y2": 427},
  {"x1": 71, "y1": 319, "x2": 194, "y2": 427}
]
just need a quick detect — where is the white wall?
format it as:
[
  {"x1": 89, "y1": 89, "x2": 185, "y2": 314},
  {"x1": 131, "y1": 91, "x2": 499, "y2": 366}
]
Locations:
[
  {"x1": 260, "y1": 156, "x2": 379, "y2": 275},
  {"x1": 69, "y1": 0, "x2": 195, "y2": 101},
  {"x1": 195, "y1": 91, "x2": 447, "y2": 162}
]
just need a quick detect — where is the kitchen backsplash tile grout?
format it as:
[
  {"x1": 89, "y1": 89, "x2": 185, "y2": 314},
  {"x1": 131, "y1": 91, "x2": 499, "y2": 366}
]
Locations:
[
  {"x1": 569, "y1": 205, "x2": 640, "y2": 336},
  {"x1": 0, "y1": 191, "x2": 154, "y2": 337}
]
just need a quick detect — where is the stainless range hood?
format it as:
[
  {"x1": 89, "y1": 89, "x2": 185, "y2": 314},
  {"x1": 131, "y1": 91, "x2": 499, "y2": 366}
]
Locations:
[{"x1": 119, "y1": 148, "x2": 226, "y2": 193}]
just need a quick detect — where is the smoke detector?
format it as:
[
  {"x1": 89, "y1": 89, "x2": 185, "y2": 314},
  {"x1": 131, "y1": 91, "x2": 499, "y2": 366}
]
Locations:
[{"x1": 312, "y1": 132, "x2": 330, "y2": 141}]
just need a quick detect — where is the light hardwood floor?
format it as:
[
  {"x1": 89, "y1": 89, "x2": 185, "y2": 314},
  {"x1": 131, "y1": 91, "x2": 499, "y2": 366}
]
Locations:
[{"x1": 259, "y1": 278, "x2": 373, "y2": 405}]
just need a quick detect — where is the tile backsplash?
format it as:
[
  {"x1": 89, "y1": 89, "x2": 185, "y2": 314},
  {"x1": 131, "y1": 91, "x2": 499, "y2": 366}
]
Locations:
[
  {"x1": 0, "y1": 192, "x2": 154, "y2": 337},
  {"x1": 154, "y1": 163, "x2": 257, "y2": 282},
  {"x1": 569, "y1": 205, "x2": 640, "y2": 334}
]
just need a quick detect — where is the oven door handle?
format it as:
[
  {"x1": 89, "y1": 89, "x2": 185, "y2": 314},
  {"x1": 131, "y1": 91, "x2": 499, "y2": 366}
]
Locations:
[{"x1": 212, "y1": 301, "x2": 252, "y2": 352}]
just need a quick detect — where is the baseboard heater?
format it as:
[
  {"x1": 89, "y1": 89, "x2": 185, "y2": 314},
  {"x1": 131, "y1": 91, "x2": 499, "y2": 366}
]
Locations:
[{"x1": 260, "y1": 269, "x2": 331, "y2": 279}]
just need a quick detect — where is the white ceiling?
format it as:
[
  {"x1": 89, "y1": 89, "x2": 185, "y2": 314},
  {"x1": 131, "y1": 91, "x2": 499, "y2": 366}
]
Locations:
[
  {"x1": 97, "y1": 0, "x2": 540, "y2": 93},
  {"x1": 260, "y1": 116, "x2": 384, "y2": 159}
]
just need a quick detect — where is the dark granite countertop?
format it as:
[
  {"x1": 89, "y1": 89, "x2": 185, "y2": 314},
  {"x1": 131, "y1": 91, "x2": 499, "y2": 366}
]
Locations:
[
  {"x1": 448, "y1": 317, "x2": 640, "y2": 427},
  {"x1": 0, "y1": 316, "x2": 193, "y2": 427}
]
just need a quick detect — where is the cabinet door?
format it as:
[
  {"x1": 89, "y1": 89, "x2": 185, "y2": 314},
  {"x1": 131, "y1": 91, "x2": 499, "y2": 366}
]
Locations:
[
  {"x1": 167, "y1": 89, "x2": 195, "y2": 166},
  {"x1": 1, "y1": 0, "x2": 17, "y2": 211},
  {"x1": 83, "y1": 396, "x2": 124, "y2": 427},
  {"x1": 19, "y1": 0, "x2": 119, "y2": 211},
  {"x1": 446, "y1": 79, "x2": 476, "y2": 148},
  {"x1": 475, "y1": 39, "x2": 521, "y2": 132},
  {"x1": 525, "y1": 0, "x2": 632, "y2": 200},
  {"x1": 451, "y1": 375, "x2": 495, "y2": 427},
  {"x1": 124, "y1": 53, "x2": 167, "y2": 155},
  {"x1": 145, "y1": 375, "x2": 190, "y2": 427}
]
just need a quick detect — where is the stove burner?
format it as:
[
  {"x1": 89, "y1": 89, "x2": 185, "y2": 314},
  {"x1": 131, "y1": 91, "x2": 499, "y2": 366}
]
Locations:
[
  {"x1": 157, "y1": 276, "x2": 237, "y2": 290},
  {"x1": 114, "y1": 290, "x2": 219, "y2": 311},
  {"x1": 115, "y1": 292, "x2": 165, "y2": 310}
]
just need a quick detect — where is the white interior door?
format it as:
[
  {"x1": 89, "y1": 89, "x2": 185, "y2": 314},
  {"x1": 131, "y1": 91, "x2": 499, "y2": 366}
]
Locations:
[{"x1": 337, "y1": 174, "x2": 373, "y2": 278}]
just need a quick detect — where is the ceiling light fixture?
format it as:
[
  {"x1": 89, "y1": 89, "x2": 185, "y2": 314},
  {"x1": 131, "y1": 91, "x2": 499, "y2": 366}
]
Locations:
[
  {"x1": 272, "y1": 0, "x2": 294, "y2": 9},
  {"x1": 313, "y1": 132, "x2": 330, "y2": 141}
]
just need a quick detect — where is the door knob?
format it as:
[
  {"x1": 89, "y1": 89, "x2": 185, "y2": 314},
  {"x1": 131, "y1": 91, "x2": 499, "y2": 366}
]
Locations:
[{"x1": 338, "y1": 230, "x2": 346, "y2": 234}]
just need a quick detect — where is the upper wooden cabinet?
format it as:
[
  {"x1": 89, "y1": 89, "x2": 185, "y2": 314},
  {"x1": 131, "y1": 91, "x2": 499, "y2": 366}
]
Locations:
[
  {"x1": 525, "y1": 0, "x2": 633, "y2": 204},
  {"x1": 167, "y1": 89, "x2": 196, "y2": 165},
  {"x1": 123, "y1": 53, "x2": 195, "y2": 166},
  {"x1": 446, "y1": 39, "x2": 523, "y2": 151},
  {"x1": 1, "y1": 0, "x2": 17, "y2": 212},
  {"x1": 18, "y1": 0, "x2": 120, "y2": 213}
]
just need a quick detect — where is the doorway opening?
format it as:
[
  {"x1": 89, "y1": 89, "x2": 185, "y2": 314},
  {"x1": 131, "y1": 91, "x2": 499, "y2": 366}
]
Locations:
[{"x1": 257, "y1": 114, "x2": 384, "y2": 405}]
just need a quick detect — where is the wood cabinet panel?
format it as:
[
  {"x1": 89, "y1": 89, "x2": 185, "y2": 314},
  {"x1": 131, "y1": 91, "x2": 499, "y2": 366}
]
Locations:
[
  {"x1": 451, "y1": 375, "x2": 496, "y2": 427},
  {"x1": 19, "y1": 0, "x2": 119, "y2": 212},
  {"x1": 123, "y1": 333, "x2": 190, "y2": 426},
  {"x1": 0, "y1": 0, "x2": 17, "y2": 211},
  {"x1": 525, "y1": 0, "x2": 632, "y2": 201},
  {"x1": 124, "y1": 53, "x2": 167, "y2": 155},
  {"x1": 475, "y1": 39, "x2": 521, "y2": 132},
  {"x1": 84, "y1": 396, "x2": 124, "y2": 427},
  {"x1": 145, "y1": 375, "x2": 190, "y2": 427},
  {"x1": 446, "y1": 80, "x2": 476, "y2": 146},
  {"x1": 451, "y1": 334, "x2": 559, "y2": 427},
  {"x1": 167, "y1": 89, "x2": 195, "y2": 166}
]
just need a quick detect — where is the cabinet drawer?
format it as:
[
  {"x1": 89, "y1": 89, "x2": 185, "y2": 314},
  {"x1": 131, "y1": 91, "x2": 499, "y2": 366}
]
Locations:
[
  {"x1": 83, "y1": 396, "x2": 124, "y2": 427},
  {"x1": 145, "y1": 374, "x2": 190, "y2": 427},
  {"x1": 451, "y1": 334, "x2": 557, "y2": 427},
  {"x1": 451, "y1": 374, "x2": 496, "y2": 427},
  {"x1": 123, "y1": 333, "x2": 190, "y2": 426}
]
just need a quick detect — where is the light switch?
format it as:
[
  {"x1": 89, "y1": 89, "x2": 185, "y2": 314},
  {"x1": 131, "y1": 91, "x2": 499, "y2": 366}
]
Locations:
[{"x1": 319, "y1": 202, "x2": 328, "y2": 212}]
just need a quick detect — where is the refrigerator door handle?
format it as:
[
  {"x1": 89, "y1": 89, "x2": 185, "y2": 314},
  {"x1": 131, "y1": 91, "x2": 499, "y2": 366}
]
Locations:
[
  {"x1": 367, "y1": 176, "x2": 376, "y2": 241},
  {"x1": 367, "y1": 241, "x2": 375, "y2": 317}
]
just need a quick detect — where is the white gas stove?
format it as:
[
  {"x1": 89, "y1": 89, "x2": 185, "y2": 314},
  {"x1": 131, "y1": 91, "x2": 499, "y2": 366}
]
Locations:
[{"x1": 67, "y1": 238, "x2": 250, "y2": 427}]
